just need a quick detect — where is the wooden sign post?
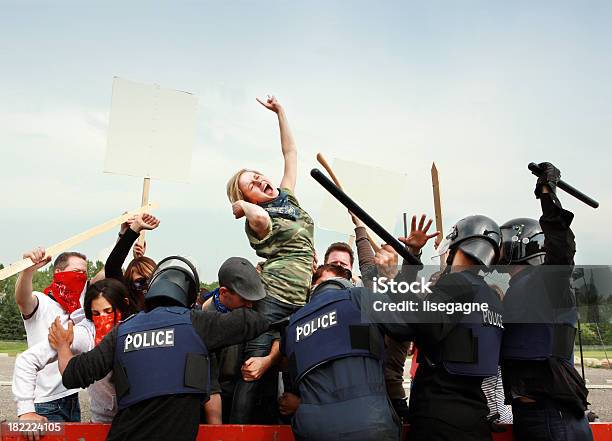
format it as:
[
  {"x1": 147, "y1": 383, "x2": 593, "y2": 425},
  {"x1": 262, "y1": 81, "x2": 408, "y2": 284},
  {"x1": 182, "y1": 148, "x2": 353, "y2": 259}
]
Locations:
[
  {"x1": 104, "y1": 77, "x2": 198, "y2": 250},
  {"x1": 0, "y1": 202, "x2": 159, "y2": 281},
  {"x1": 431, "y1": 162, "x2": 445, "y2": 269}
]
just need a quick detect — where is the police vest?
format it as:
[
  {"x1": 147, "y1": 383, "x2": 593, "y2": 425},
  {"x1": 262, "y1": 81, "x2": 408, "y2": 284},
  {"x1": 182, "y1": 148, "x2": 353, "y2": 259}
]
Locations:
[
  {"x1": 113, "y1": 306, "x2": 210, "y2": 409},
  {"x1": 502, "y1": 269, "x2": 576, "y2": 361},
  {"x1": 423, "y1": 271, "x2": 504, "y2": 377},
  {"x1": 284, "y1": 288, "x2": 383, "y2": 384}
]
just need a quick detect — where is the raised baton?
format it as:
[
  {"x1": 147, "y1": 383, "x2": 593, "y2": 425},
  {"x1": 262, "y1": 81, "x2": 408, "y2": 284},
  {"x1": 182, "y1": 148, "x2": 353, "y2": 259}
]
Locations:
[
  {"x1": 311, "y1": 168, "x2": 420, "y2": 265},
  {"x1": 528, "y1": 163, "x2": 599, "y2": 209}
]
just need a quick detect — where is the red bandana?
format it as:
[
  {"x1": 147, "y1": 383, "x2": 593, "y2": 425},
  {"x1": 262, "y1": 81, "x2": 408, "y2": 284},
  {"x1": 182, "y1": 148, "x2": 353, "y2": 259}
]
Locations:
[
  {"x1": 43, "y1": 271, "x2": 87, "y2": 315},
  {"x1": 93, "y1": 311, "x2": 122, "y2": 346}
]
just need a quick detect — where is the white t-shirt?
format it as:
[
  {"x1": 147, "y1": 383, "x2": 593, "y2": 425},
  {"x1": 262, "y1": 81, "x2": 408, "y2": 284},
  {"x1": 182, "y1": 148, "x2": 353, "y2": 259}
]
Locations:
[
  {"x1": 13, "y1": 318, "x2": 117, "y2": 422},
  {"x1": 21, "y1": 292, "x2": 83, "y2": 405}
]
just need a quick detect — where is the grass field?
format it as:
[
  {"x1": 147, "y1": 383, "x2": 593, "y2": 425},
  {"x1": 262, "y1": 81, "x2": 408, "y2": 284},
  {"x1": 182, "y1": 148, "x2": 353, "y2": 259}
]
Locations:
[{"x1": 0, "y1": 340, "x2": 27, "y2": 356}]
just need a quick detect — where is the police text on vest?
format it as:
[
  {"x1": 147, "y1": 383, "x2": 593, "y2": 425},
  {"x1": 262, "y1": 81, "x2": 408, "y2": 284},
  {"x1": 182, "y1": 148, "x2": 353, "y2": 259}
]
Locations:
[
  {"x1": 124, "y1": 328, "x2": 175, "y2": 352},
  {"x1": 296, "y1": 310, "x2": 338, "y2": 342}
]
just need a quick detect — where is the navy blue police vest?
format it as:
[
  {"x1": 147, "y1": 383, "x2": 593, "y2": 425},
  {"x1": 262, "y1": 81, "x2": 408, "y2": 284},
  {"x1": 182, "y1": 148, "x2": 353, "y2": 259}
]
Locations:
[
  {"x1": 284, "y1": 288, "x2": 383, "y2": 384},
  {"x1": 114, "y1": 306, "x2": 210, "y2": 409},
  {"x1": 423, "y1": 271, "x2": 504, "y2": 377},
  {"x1": 502, "y1": 269, "x2": 576, "y2": 361}
]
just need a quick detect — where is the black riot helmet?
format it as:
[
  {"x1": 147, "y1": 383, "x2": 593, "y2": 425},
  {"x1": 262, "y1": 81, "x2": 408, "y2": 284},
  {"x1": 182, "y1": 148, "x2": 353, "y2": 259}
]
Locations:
[
  {"x1": 145, "y1": 256, "x2": 200, "y2": 308},
  {"x1": 499, "y1": 218, "x2": 546, "y2": 266},
  {"x1": 433, "y1": 215, "x2": 501, "y2": 267}
]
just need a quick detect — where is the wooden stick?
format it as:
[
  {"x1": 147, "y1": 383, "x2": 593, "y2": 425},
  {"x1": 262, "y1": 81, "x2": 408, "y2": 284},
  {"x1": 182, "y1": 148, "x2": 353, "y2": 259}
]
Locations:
[
  {"x1": 138, "y1": 177, "x2": 151, "y2": 247},
  {"x1": 0, "y1": 202, "x2": 159, "y2": 281},
  {"x1": 431, "y1": 162, "x2": 445, "y2": 269},
  {"x1": 316, "y1": 153, "x2": 381, "y2": 252}
]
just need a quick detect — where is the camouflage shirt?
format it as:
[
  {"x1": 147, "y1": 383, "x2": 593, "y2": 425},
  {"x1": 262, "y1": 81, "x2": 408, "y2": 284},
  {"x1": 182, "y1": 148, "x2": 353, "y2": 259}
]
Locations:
[{"x1": 245, "y1": 188, "x2": 315, "y2": 306}]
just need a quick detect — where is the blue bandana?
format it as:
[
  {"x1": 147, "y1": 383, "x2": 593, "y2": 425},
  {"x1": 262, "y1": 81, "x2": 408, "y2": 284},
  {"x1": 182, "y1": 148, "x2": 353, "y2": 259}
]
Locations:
[
  {"x1": 259, "y1": 189, "x2": 300, "y2": 221},
  {"x1": 204, "y1": 288, "x2": 231, "y2": 313}
]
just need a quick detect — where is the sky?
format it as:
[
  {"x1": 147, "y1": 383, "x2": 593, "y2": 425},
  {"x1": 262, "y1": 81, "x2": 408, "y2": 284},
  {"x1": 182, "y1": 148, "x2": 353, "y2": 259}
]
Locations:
[{"x1": 0, "y1": 1, "x2": 610, "y2": 281}]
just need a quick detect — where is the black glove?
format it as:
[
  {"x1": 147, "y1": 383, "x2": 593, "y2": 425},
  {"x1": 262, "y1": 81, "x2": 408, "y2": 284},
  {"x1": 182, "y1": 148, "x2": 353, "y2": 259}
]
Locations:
[{"x1": 534, "y1": 162, "x2": 561, "y2": 199}]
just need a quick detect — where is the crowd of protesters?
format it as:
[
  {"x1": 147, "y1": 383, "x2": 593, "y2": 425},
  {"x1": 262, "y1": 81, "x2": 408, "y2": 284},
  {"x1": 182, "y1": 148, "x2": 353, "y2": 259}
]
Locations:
[{"x1": 10, "y1": 96, "x2": 594, "y2": 441}]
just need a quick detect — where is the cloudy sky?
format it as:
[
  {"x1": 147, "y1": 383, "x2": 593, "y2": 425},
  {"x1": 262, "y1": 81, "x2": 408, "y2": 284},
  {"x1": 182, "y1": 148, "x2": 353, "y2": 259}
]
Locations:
[{"x1": 0, "y1": 1, "x2": 610, "y2": 281}]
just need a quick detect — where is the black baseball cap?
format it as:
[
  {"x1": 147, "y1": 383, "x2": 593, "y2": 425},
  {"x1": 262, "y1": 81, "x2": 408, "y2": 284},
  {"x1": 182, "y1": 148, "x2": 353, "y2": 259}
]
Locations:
[{"x1": 218, "y1": 257, "x2": 266, "y2": 301}]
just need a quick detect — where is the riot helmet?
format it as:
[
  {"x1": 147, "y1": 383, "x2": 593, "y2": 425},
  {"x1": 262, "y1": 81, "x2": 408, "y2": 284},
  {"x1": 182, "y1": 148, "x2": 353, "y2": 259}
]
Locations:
[
  {"x1": 433, "y1": 215, "x2": 501, "y2": 267},
  {"x1": 499, "y1": 218, "x2": 545, "y2": 265},
  {"x1": 145, "y1": 256, "x2": 200, "y2": 308}
]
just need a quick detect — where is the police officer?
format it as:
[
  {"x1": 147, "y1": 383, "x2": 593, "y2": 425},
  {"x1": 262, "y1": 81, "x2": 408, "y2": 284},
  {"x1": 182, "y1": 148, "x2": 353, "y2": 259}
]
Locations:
[
  {"x1": 365, "y1": 214, "x2": 504, "y2": 441},
  {"x1": 398, "y1": 215, "x2": 504, "y2": 441},
  {"x1": 61, "y1": 256, "x2": 270, "y2": 441},
  {"x1": 499, "y1": 162, "x2": 593, "y2": 440},
  {"x1": 281, "y1": 267, "x2": 401, "y2": 441}
]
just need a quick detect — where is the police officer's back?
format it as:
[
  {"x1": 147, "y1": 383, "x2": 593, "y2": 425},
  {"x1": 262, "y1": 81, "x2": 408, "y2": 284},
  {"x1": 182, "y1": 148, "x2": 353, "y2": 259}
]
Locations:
[
  {"x1": 282, "y1": 276, "x2": 401, "y2": 441},
  {"x1": 375, "y1": 215, "x2": 505, "y2": 441},
  {"x1": 499, "y1": 163, "x2": 593, "y2": 441},
  {"x1": 62, "y1": 257, "x2": 270, "y2": 441}
]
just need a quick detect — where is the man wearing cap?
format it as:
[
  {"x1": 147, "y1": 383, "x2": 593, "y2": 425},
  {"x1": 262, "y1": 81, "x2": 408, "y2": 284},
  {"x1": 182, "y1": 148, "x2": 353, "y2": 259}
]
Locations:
[
  {"x1": 201, "y1": 257, "x2": 268, "y2": 424},
  {"x1": 61, "y1": 256, "x2": 271, "y2": 441}
]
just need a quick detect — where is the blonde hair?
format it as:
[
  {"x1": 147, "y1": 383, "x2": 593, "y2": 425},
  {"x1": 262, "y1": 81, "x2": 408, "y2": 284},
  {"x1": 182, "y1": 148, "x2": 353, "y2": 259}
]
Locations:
[{"x1": 226, "y1": 168, "x2": 263, "y2": 203}]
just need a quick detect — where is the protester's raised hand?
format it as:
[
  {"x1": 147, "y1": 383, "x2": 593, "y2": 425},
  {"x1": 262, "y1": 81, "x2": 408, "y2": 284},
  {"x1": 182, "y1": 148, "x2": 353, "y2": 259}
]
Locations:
[
  {"x1": 119, "y1": 211, "x2": 129, "y2": 235},
  {"x1": 232, "y1": 201, "x2": 246, "y2": 219},
  {"x1": 133, "y1": 242, "x2": 146, "y2": 259},
  {"x1": 349, "y1": 211, "x2": 364, "y2": 228},
  {"x1": 256, "y1": 95, "x2": 283, "y2": 113},
  {"x1": 48, "y1": 317, "x2": 73, "y2": 350},
  {"x1": 23, "y1": 247, "x2": 52, "y2": 273},
  {"x1": 398, "y1": 214, "x2": 439, "y2": 255},
  {"x1": 374, "y1": 244, "x2": 399, "y2": 279},
  {"x1": 128, "y1": 213, "x2": 160, "y2": 233}
]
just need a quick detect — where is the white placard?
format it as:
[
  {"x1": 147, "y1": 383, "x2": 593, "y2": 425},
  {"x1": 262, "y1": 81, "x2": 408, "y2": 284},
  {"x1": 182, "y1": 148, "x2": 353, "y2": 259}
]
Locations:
[
  {"x1": 104, "y1": 77, "x2": 198, "y2": 182},
  {"x1": 317, "y1": 158, "x2": 408, "y2": 237}
]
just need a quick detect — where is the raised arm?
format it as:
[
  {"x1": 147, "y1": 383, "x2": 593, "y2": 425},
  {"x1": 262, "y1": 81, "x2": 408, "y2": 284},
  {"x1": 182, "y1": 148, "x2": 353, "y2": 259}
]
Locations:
[
  {"x1": 257, "y1": 95, "x2": 297, "y2": 192},
  {"x1": 15, "y1": 247, "x2": 52, "y2": 316},
  {"x1": 105, "y1": 213, "x2": 160, "y2": 282}
]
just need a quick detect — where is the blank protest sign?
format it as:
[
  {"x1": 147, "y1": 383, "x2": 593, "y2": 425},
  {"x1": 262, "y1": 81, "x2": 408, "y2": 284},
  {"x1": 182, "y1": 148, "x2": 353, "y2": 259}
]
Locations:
[
  {"x1": 317, "y1": 158, "x2": 408, "y2": 237},
  {"x1": 104, "y1": 77, "x2": 198, "y2": 182}
]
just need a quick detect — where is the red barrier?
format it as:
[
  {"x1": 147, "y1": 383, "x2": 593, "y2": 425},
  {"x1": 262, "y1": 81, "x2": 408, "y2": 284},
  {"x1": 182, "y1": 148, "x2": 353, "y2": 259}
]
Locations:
[{"x1": 1, "y1": 423, "x2": 612, "y2": 440}]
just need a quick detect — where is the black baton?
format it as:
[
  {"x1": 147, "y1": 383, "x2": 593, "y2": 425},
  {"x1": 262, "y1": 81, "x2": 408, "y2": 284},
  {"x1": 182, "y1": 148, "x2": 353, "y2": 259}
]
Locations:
[
  {"x1": 311, "y1": 168, "x2": 421, "y2": 265},
  {"x1": 528, "y1": 163, "x2": 599, "y2": 209}
]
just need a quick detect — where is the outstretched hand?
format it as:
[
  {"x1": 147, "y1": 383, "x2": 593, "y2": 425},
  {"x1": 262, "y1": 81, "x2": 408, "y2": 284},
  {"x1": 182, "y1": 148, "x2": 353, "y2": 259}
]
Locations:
[
  {"x1": 399, "y1": 214, "x2": 439, "y2": 255},
  {"x1": 256, "y1": 95, "x2": 283, "y2": 114},
  {"x1": 128, "y1": 213, "x2": 160, "y2": 234}
]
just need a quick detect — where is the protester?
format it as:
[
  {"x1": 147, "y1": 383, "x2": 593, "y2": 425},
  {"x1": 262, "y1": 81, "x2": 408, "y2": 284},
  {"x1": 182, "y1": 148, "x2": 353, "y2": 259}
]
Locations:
[
  {"x1": 60, "y1": 256, "x2": 270, "y2": 441},
  {"x1": 499, "y1": 162, "x2": 593, "y2": 440},
  {"x1": 13, "y1": 279, "x2": 130, "y2": 425},
  {"x1": 351, "y1": 214, "x2": 438, "y2": 420},
  {"x1": 201, "y1": 257, "x2": 268, "y2": 424},
  {"x1": 226, "y1": 95, "x2": 315, "y2": 423},
  {"x1": 14, "y1": 250, "x2": 88, "y2": 422},
  {"x1": 105, "y1": 213, "x2": 160, "y2": 312},
  {"x1": 323, "y1": 242, "x2": 354, "y2": 271}
]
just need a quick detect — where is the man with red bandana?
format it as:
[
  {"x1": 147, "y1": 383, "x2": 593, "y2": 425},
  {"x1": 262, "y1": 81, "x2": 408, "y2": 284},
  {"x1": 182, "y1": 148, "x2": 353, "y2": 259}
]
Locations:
[{"x1": 15, "y1": 250, "x2": 89, "y2": 422}]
